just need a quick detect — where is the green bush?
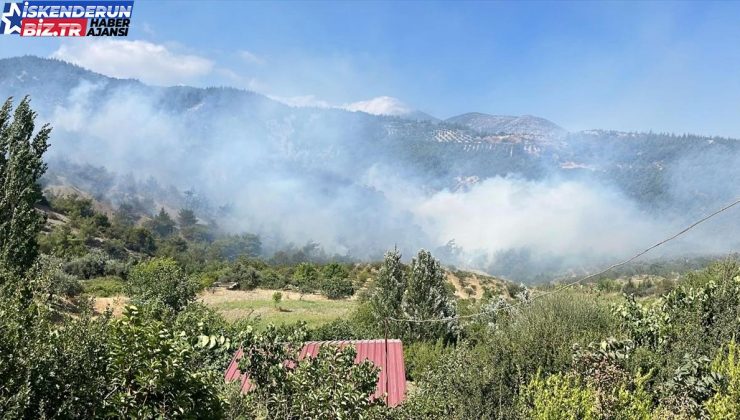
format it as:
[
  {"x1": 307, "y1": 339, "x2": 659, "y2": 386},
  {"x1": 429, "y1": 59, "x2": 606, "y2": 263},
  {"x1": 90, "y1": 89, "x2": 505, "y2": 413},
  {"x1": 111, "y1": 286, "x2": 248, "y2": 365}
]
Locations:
[
  {"x1": 103, "y1": 259, "x2": 129, "y2": 278},
  {"x1": 38, "y1": 225, "x2": 86, "y2": 258},
  {"x1": 235, "y1": 265, "x2": 262, "y2": 290},
  {"x1": 403, "y1": 292, "x2": 617, "y2": 418},
  {"x1": 105, "y1": 305, "x2": 224, "y2": 418},
  {"x1": 615, "y1": 260, "x2": 740, "y2": 390},
  {"x1": 401, "y1": 343, "x2": 515, "y2": 418},
  {"x1": 260, "y1": 268, "x2": 287, "y2": 289},
  {"x1": 310, "y1": 318, "x2": 368, "y2": 341},
  {"x1": 125, "y1": 258, "x2": 198, "y2": 313},
  {"x1": 0, "y1": 285, "x2": 110, "y2": 418},
  {"x1": 322, "y1": 262, "x2": 350, "y2": 281},
  {"x1": 705, "y1": 340, "x2": 740, "y2": 419},
  {"x1": 102, "y1": 239, "x2": 128, "y2": 259},
  {"x1": 516, "y1": 372, "x2": 599, "y2": 420},
  {"x1": 293, "y1": 262, "x2": 320, "y2": 293},
  {"x1": 403, "y1": 339, "x2": 450, "y2": 381},
  {"x1": 52, "y1": 270, "x2": 83, "y2": 297},
  {"x1": 82, "y1": 276, "x2": 125, "y2": 297},
  {"x1": 321, "y1": 275, "x2": 354, "y2": 299},
  {"x1": 124, "y1": 227, "x2": 157, "y2": 255},
  {"x1": 49, "y1": 194, "x2": 96, "y2": 219},
  {"x1": 62, "y1": 251, "x2": 106, "y2": 279}
]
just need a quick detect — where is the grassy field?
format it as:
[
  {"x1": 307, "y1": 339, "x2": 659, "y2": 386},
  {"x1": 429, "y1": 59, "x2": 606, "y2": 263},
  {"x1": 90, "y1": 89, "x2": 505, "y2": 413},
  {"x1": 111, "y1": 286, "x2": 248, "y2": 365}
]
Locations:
[
  {"x1": 93, "y1": 288, "x2": 357, "y2": 329},
  {"x1": 199, "y1": 288, "x2": 357, "y2": 328}
]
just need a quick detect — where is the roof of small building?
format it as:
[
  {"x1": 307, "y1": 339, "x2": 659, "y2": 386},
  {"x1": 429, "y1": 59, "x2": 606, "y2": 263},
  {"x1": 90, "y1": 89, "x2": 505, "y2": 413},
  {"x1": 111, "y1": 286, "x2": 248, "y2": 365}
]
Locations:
[{"x1": 225, "y1": 339, "x2": 407, "y2": 407}]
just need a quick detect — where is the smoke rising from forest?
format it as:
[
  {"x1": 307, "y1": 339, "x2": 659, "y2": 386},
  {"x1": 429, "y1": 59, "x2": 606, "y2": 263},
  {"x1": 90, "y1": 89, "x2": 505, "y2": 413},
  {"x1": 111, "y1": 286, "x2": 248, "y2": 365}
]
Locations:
[{"x1": 34, "y1": 76, "x2": 740, "y2": 281}]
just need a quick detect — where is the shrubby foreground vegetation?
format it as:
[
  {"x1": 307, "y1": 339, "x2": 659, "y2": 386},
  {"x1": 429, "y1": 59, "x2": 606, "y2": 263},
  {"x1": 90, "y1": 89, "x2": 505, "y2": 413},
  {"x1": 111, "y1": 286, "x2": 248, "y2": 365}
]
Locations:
[{"x1": 2, "y1": 97, "x2": 740, "y2": 418}]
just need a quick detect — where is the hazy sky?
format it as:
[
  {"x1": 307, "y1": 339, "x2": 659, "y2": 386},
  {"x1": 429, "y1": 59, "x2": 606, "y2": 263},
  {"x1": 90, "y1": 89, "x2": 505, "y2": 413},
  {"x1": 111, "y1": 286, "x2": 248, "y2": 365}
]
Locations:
[{"x1": 2, "y1": 1, "x2": 740, "y2": 136}]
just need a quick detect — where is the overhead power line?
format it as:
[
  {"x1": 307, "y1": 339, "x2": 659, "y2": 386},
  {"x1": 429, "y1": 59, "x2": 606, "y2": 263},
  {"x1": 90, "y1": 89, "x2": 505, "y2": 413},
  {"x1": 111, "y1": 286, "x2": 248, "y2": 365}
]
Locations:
[{"x1": 387, "y1": 196, "x2": 740, "y2": 324}]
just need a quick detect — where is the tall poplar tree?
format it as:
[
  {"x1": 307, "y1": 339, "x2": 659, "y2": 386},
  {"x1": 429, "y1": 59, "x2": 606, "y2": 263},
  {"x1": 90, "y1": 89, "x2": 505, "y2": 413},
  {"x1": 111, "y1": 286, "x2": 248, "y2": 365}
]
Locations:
[{"x1": 0, "y1": 97, "x2": 50, "y2": 277}]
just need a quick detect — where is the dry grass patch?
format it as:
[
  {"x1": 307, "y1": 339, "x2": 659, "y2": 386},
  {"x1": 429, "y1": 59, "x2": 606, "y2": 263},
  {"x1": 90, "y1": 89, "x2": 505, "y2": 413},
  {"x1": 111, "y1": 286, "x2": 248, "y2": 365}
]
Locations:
[
  {"x1": 93, "y1": 295, "x2": 129, "y2": 317},
  {"x1": 200, "y1": 288, "x2": 357, "y2": 328}
]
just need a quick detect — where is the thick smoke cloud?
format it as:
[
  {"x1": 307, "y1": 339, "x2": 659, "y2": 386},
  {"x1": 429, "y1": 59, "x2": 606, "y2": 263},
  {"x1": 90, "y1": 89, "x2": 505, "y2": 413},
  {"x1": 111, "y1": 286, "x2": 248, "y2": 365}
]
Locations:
[
  {"x1": 37, "y1": 79, "x2": 740, "y2": 281},
  {"x1": 412, "y1": 178, "x2": 663, "y2": 259}
]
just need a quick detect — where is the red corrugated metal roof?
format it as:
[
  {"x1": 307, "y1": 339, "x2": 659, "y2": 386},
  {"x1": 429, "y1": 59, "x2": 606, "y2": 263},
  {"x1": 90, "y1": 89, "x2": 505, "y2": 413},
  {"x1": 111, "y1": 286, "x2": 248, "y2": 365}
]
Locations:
[{"x1": 225, "y1": 339, "x2": 407, "y2": 407}]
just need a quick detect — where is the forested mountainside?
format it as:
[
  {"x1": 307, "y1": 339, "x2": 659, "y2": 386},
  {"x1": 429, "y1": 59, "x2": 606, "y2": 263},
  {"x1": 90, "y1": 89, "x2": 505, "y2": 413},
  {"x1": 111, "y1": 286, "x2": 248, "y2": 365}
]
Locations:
[{"x1": 1, "y1": 56, "x2": 738, "y2": 275}]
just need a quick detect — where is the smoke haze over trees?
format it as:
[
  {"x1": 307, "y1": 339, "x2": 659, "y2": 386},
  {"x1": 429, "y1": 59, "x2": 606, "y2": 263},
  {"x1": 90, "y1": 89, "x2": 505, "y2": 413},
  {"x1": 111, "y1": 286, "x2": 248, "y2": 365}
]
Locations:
[{"x1": 1, "y1": 56, "x2": 738, "y2": 280}]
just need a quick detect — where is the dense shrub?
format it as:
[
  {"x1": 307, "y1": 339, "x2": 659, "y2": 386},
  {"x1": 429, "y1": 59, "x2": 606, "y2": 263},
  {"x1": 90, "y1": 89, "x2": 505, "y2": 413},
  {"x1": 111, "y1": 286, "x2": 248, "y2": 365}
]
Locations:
[
  {"x1": 209, "y1": 233, "x2": 262, "y2": 261},
  {"x1": 105, "y1": 305, "x2": 225, "y2": 418},
  {"x1": 103, "y1": 259, "x2": 130, "y2": 278},
  {"x1": 102, "y1": 239, "x2": 128, "y2": 259},
  {"x1": 124, "y1": 227, "x2": 157, "y2": 255},
  {"x1": 221, "y1": 263, "x2": 262, "y2": 290},
  {"x1": 402, "y1": 292, "x2": 618, "y2": 418},
  {"x1": 322, "y1": 262, "x2": 350, "y2": 281},
  {"x1": 293, "y1": 262, "x2": 320, "y2": 293},
  {"x1": 49, "y1": 194, "x2": 96, "y2": 219},
  {"x1": 125, "y1": 258, "x2": 198, "y2": 313},
  {"x1": 38, "y1": 225, "x2": 86, "y2": 258},
  {"x1": 260, "y1": 268, "x2": 287, "y2": 289},
  {"x1": 321, "y1": 275, "x2": 354, "y2": 299},
  {"x1": 403, "y1": 339, "x2": 450, "y2": 382},
  {"x1": 516, "y1": 372, "x2": 599, "y2": 419},
  {"x1": 310, "y1": 318, "x2": 366, "y2": 341},
  {"x1": 82, "y1": 276, "x2": 124, "y2": 297},
  {"x1": 0, "y1": 280, "x2": 110, "y2": 418},
  {"x1": 705, "y1": 340, "x2": 740, "y2": 418},
  {"x1": 51, "y1": 270, "x2": 83, "y2": 297},
  {"x1": 62, "y1": 251, "x2": 106, "y2": 279},
  {"x1": 615, "y1": 260, "x2": 740, "y2": 394}
]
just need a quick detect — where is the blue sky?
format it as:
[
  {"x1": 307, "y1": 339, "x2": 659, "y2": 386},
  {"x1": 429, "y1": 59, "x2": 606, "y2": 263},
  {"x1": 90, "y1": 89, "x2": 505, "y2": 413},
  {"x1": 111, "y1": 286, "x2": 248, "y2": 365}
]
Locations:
[{"x1": 2, "y1": 1, "x2": 740, "y2": 136}]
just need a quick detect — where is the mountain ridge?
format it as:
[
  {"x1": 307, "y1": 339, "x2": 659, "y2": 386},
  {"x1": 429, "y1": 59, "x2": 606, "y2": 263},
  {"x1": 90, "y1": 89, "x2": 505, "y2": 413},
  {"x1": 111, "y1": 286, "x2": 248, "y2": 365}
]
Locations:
[{"x1": 1, "y1": 55, "x2": 739, "y2": 267}]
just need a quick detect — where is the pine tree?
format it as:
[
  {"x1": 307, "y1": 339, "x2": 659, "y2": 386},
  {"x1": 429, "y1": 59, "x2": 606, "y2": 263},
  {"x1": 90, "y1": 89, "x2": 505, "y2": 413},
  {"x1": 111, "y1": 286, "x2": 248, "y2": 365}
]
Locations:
[
  {"x1": 0, "y1": 97, "x2": 50, "y2": 276},
  {"x1": 177, "y1": 208, "x2": 197, "y2": 227},
  {"x1": 146, "y1": 207, "x2": 176, "y2": 237},
  {"x1": 402, "y1": 249, "x2": 456, "y2": 340}
]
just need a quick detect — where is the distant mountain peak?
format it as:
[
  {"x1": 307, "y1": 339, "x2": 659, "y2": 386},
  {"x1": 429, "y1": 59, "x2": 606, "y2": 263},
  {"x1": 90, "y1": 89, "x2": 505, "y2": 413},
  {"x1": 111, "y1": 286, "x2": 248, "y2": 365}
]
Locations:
[
  {"x1": 343, "y1": 96, "x2": 438, "y2": 121},
  {"x1": 445, "y1": 112, "x2": 566, "y2": 138}
]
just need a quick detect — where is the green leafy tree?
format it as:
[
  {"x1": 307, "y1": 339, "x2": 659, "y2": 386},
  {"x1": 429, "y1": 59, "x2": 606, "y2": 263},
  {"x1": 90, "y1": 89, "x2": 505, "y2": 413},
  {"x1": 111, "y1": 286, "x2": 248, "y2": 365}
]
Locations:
[
  {"x1": 0, "y1": 97, "x2": 50, "y2": 276},
  {"x1": 125, "y1": 258, "x2": 198, "y2": 313},
  {"x1": 105, "y1": 305, "x2": 223, "y2": 418},
  {"x1": 402, "y1": 249, "x2": 456, "y2": 340},
  {"x1": 321, "y1": 262, "x2": 353, "y2": 299},
  {"x1": 293, "y1": 262, "x2": 320, "y2": 295},
  {"x1": 0, "y1": 267, "x2": 110, "y2": 418},
  {"x1": 322, "y1": 262, "x2": 349, "y2": 280},
  {"x1": 321, "y1": 276, "x2": 354, "y2": 299},
  {"x1": 209, "y1": 233, "x2": 262, "y2": 261},
  {"x1": 235, "y1": 325, "x2": 383, "y2": 418},
  {"x1": 221, "y1": 261, "x2": 261, "y2": 290}
]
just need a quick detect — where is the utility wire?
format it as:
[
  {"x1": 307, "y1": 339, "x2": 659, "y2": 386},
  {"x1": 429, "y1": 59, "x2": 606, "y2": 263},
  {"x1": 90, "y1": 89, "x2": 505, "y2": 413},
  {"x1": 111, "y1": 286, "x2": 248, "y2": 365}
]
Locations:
[{"x1": 387, "y1": 196, "x2": 740, "y2": 324}]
